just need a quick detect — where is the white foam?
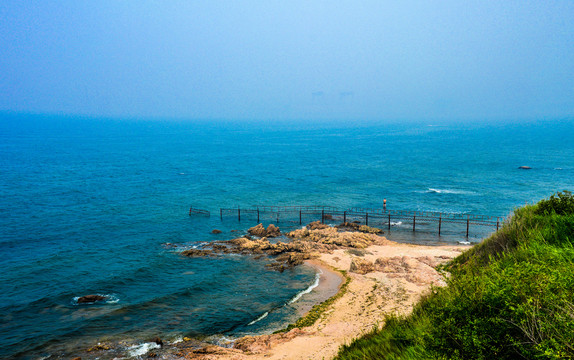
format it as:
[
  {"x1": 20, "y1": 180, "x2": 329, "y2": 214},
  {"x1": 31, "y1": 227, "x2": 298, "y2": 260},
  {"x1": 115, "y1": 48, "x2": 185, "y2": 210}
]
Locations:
[
  {"x1": 390, "y1": 221, "x2": 403, "y2": 226},
  {"x1": 127, "y1": 342, "x2": 160, "y2": 357},
  {"x1": 427, "y1": 188, "x2": 471, "y2": 194},
  {"x1": 248, "y1": 311, "x2": 269, "y2": 326},
  {"x1": 457, "y1": 241, "x2": 471, "y2": 245},
  {"x1": 171, "y1": 336, "x2": 184, "y2": 344},
  {"x1": 288, "y1": 269, "x2": 322, "y2": 304}
]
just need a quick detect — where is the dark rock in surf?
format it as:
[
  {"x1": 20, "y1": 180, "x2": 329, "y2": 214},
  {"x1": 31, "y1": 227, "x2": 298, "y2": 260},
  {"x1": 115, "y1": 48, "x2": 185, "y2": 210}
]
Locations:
[
  {"x1": 211, "y1": 229, "x2": 222, "y2": 234},
  {"x1": 181, "y1": 249, "x2": 212, "y2": 257},
  {"x1": 150, "y1": 337, "x2": 163, "y2": 347},
  {"x1": 77, "y1": 295, "x2": 106, "y2": 304},
  {"x1": 518, "y1": 166, "x2": 532, "y2": 170}
]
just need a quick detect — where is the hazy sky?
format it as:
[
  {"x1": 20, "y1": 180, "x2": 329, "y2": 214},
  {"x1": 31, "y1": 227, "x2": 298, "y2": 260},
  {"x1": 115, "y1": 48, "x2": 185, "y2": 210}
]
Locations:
[{"x1": 1, "y1": 1, "x2": 573, "y2": 121}]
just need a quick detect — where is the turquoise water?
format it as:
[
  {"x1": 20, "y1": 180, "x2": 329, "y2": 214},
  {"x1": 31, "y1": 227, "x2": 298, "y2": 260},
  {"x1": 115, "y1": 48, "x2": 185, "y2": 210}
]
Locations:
[{"x1": 1, "y1": 114, "x2": 573, "y2": 359}]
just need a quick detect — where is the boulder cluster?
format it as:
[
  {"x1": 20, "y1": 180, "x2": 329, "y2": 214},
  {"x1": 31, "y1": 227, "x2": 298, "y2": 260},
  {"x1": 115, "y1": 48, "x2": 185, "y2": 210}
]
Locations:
[{"x1": 181, "y1": 222, "x2": 388, "y2": 272}]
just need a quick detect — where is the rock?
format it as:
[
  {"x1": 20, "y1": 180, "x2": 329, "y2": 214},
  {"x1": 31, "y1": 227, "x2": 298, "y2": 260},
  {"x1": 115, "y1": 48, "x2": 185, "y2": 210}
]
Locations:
[
  {"x1": 275, "y1": 252, "x2": 311, "y2": 267},
  {"x1": 350, "y1": 258, "x2": 375, "y2": 274},
  {"x1": 234, "y1": 329, "x2": 306, "y2": 354},
  {"x1": 247, "y1": 223, "x2": 281, "y2": 237},
  {"x1": 150, "y1": 337, "x2": 163, "y2": 347},
  {"x1": 77, "y1": 295, "x2": 106, "y2": 304},
  {"x1": 416, "y1": 256, "x2": 440, "y2": 268},
  {"x1": 358, "y1": 225, "x2": 384, "y2": 234},
  {"x1": 518, "y1": 166, "x2": 532, "y2": 170},
  {"x1": 230, "y1": 237, "x2": 273, "y2": 252},
  {"x1": 248, "y1": 223, "x2": 267, "y2": 237},
  {"x1": 337, "y1": 222, "x2": 359, "y2": 230},
  {"x1": 375, "y1": 256, "x2": 418, "y2": 273},
  {"x1": 307, "y1": 221, "x2": 328, "y2": 230},
  {"x1": 211, "y1": 244, "x2": 229, "y2": 252},
  {"x1": 265, "y1": 224, "x2": 281, "y2": 237},
  {"x1": 211, "y1": 229, "x2": 222, "y2": 234},
  {"x1": 181, "y1": 249, "x2": 212, "y2": 257},
  {"x1": 71, "y1": 357, "x2": 81, "y2": 360},
  {"x1": 265, "y1": 263, "x2": 286, "y2": 272},
  {"x1": 87, "y1": 343, "x2": 111, "y2": 352}
]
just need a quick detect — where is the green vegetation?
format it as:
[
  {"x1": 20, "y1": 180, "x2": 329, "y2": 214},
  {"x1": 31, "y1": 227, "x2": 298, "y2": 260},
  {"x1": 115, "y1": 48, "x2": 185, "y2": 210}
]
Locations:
[
  {"x1": 336, "y1": 191, "x2": 574, "y2": 360},
  {"x1": 276, "y1": 270, "x2": 351, "y2": 333}
]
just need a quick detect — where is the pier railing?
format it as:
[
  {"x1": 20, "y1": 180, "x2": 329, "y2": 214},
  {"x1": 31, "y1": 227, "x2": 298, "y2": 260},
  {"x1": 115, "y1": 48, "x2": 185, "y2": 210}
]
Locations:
[{"x1": 218, "y1": 205, "x2": 502, "y2": 238}]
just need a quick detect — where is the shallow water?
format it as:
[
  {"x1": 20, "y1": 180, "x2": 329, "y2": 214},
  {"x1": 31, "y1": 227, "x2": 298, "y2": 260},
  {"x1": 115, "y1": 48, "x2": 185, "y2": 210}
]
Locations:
[{"x1": 1, "y1": 115, "x2": 573, "y2": 358}]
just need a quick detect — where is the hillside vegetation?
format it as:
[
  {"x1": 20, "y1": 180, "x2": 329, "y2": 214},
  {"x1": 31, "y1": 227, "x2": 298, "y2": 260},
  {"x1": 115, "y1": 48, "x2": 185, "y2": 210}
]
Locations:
[{"x1": 336, "y1": 191, "x2": 574, "y2": 360}]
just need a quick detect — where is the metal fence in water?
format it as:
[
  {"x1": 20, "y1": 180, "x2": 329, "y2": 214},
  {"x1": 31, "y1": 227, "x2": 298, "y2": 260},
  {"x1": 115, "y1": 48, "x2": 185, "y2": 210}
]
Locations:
[
  {"x1": 189, "y1": 207, "x2": 210, "y2": 216},
  {"x1": 216, "y1": 205, "x2": 503, "y2": 238}
]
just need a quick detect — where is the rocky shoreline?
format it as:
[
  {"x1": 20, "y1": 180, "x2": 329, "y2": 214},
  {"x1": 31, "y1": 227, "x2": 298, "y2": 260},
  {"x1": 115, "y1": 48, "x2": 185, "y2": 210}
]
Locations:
[
  {"x1": 170, "y1": 222, "x2": 470, "y2": 360},
  {"x1": 181, "y1": 221, "x2": 390, "y2": 272}
]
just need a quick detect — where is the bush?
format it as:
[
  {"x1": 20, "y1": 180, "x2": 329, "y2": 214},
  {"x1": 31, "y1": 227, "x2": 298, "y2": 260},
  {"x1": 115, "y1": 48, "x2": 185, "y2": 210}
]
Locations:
[
  {"x1": 336, "y1": 192, "x2": 574, "y2": 360},
  {"x1": 536, "y1": 190, "x2": 574, "y2": 216}
]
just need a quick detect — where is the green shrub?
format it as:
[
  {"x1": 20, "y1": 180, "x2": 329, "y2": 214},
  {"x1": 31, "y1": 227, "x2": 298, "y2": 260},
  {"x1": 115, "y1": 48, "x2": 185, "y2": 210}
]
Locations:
[{"x1": 536, "y1": 190, "x2": 574, "y2": 216}]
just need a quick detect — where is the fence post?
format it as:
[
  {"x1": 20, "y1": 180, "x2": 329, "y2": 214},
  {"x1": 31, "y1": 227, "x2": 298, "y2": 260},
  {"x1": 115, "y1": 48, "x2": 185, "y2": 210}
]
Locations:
[
  {"x1": 220, "y1": 209, "x2": 222, "y2": 220},
  {"x1": 438, "y1": 214, "x2": 442, "y2": 235},
  {"x1": 388, "y1": 214, "x2": 391, "y2": 230},
  {"x1": 321, "y1": 209, "x2": 325, "y2": 224},
  {"x1": 343, "y1": 211, "x2": 347, "y2": 223},
  {"x1": 496, "y1": 218, "x2": 500, "y2": 231},
  {"x1": 299, "y1": 210, "x2": 302, "y2": 225},
  {"x1": 238, "y1": 207, "x2": 241, "y2": 222},
  {"x1": 257, "y1": 209, "x2": 260, "y2": 223},
  {"x1": 466, "y1": 215, "x2": 469, "y2": 237},
  {"x1": 413, "y1": 215, "x2": 416, "y2": 232},
  {"x1": 366, "y1": 213, "x2": 369, "y2": 226}
]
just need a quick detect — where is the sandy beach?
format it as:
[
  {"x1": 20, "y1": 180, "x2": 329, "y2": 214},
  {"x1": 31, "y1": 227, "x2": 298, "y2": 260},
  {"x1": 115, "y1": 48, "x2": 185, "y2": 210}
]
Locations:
[{"x1": 177, "y1": 229, "x2": 470, "y2": 360}]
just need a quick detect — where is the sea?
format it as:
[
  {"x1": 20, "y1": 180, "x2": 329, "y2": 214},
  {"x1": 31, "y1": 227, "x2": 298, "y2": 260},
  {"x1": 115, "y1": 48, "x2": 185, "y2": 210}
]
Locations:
[{"x1": 1, "y1": 113, "x2": 573, "y2": 359}]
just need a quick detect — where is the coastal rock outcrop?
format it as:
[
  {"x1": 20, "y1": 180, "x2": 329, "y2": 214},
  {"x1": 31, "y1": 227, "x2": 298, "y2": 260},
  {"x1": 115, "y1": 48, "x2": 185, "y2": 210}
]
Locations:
[
  {"x1": 77, "y1": 295, "x2": 107, "y2": 304},
  {"x1": 211, "y1": 229, "x2": 222, "y2": 234},
  {"x1": 350, "y1": 258, "x2": 375, "y2": 274},
  {"x1": 248, "y1": 223, "x2": 281, "y2": 238},
  {"x1": 182, "y1": 222, "x2": 391, "y2": 272},
  {"x1": 518, "y1": 166, "x2": 532, "y2": 170}
]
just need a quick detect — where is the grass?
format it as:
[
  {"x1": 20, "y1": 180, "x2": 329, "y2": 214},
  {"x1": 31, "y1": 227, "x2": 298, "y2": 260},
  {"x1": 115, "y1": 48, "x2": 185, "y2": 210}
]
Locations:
[{"x1": 335, "y1": 191, "x2": 574, "y2": 360}]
